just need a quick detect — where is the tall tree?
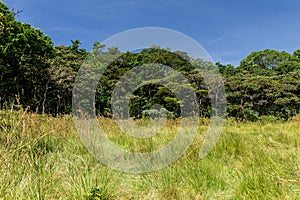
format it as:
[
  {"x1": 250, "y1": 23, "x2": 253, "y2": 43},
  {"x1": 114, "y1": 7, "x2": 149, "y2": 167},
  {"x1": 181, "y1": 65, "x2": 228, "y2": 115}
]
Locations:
[
  {"x1": 46, "y1": 41, "x2": 87, "y2": 115},
  {"x1": 0, "y1": 2, "x2": 54, "y2": 111},
  {"x1": 239, "y1": 49, "x2": 291, "y2": 75}
]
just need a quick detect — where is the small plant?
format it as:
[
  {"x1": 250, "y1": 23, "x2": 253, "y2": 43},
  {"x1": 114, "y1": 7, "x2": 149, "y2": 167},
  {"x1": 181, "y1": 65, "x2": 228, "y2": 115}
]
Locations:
[{"x1": 85, "y1": 186, "x2": 110, "y2": 200}]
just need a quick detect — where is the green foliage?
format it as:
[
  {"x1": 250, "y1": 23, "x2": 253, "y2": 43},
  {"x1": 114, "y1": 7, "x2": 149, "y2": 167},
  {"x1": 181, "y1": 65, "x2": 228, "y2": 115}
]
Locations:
[
  {"x1": 0, "y1": 2, "x2": 299, "y2": 121},
  {"x1": 46, "y1": 43, "x2": 87, "y2": 115},
  {"x1": 239, "y1": 49, "x2": 291, "y2": 75},
  {"x1": 225, "y1": 72, "x2": 300, "y2": 121},
  {"x1": 0, "y1": 2, "x2": 54, "y2": 111},
  {"x1": 218, "y1": 49, "x2": 300, "y2": 121},
  {"x1": 95, "y1": 47, "x2": 209, "y2": 118}
]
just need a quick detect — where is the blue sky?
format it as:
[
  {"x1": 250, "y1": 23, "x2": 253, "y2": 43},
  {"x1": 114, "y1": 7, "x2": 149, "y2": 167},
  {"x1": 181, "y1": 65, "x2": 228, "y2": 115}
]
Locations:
[{"x1": 3, "y1": 0, "x2": 300, "y2": 66}]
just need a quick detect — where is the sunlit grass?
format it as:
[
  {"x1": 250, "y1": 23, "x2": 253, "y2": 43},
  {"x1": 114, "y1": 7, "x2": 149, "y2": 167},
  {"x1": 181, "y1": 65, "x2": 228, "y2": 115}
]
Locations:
[{"x1": 0, "y1": 110, "x2": 299, "y2": 199}]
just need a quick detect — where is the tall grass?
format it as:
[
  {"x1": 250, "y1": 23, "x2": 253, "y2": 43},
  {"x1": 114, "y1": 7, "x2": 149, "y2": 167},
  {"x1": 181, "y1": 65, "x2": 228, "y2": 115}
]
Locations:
[{"x1": 0, "y1": 109, "x2": 299, "y2": 199}]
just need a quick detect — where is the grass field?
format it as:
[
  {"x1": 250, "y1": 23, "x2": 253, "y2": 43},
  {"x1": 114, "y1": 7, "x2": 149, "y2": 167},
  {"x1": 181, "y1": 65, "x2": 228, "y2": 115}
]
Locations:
[{"x1": 0, "y1": 109, "x2": 299, "y2": 199}]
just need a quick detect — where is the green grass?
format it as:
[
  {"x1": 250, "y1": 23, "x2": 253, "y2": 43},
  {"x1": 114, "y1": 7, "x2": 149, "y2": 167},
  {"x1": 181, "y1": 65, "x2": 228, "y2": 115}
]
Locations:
[{"x1": 0, "y1": 110, "x2": 299, "y2": 199}]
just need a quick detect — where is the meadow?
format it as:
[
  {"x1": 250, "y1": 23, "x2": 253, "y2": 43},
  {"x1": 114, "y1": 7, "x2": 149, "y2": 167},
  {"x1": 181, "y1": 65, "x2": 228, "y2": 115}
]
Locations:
[{"x1": 0, "y1": 109, "x2": 299, "y2": 199}]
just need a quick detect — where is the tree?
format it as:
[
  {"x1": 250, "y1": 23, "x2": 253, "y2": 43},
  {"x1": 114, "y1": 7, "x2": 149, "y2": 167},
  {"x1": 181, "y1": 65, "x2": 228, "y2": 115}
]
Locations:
[
  {"x1": 46, "y1": 41, "x2": 88, "y2": 115},
  {"x1": 94, "y1": 47, "x2": 210, "y2": 118},
  {"x1": 0, "y1": 2, "x2": 54, "y2": 111},
  {"x1": 222, "y1": 48, "x2": 300, "y2": 120},
  {"x1": 239, "y1": 49, "x2": 291, "y2": 75}
]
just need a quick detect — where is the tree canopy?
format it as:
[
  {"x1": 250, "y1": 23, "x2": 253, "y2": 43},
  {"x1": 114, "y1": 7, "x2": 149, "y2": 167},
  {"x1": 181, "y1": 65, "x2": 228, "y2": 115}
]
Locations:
[{"x1": 0, "y1": 2, "x2": 299, "y2": 121}]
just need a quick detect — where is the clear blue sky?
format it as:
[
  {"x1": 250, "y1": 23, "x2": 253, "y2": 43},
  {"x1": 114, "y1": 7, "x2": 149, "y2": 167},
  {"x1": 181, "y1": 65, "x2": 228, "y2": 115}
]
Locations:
[{"x1": 3, "y1": 0, "x2": 300, "y2": 66}]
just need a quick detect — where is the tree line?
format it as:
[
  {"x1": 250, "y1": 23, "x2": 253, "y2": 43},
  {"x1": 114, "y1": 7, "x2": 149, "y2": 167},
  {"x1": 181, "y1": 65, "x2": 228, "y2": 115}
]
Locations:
[{"x1": 0, "y1": 2, "x2": 299, "y2": 121}]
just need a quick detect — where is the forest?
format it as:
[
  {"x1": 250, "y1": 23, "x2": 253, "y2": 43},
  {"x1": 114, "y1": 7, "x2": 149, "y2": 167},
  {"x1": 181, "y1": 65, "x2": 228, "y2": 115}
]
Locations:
[{"x1": 1, "y1": 2, "x2": 299, "y2": 121}]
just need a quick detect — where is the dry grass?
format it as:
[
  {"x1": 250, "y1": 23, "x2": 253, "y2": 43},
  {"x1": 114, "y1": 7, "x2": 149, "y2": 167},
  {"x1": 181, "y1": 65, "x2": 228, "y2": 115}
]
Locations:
[{"x1": 0, "y1": 110, "x2": 299, "y2": 199}]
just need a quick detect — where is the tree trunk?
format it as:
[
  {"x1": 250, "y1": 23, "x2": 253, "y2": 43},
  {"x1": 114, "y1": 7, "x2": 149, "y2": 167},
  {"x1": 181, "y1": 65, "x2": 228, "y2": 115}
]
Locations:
[{"x1": 42, "y1": 80, "x2": 50, "y2": 114}]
